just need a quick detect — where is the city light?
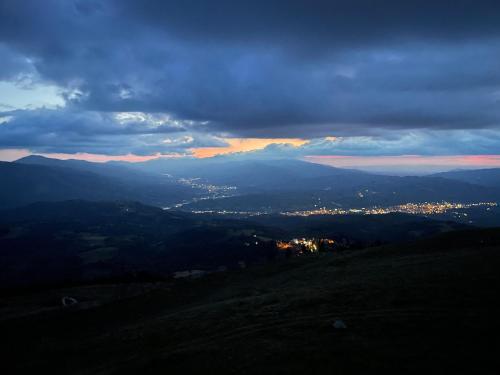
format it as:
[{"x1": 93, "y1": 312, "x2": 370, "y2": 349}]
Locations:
[{"x1": 281, "y1": 202, "x2": 497, "y2": 217}]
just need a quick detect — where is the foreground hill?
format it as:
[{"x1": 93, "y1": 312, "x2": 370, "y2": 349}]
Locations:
[
  {"x1": 2, "y1": 227, "x2": 499, "y2": 374},
  {"x1": 0, "y1": 201, "x2": 279, "y2": 288}
]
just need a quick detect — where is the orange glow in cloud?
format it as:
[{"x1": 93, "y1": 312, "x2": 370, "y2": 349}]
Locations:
[
  {"x1": 0, "y1": 139, "x2": 307, "y2": 162},
  {"x1": 2, "y1": 146, "x2": 500, "y2": 170},
  {"x1": 190, "y1": 138, "x2": 308, "y2": 158}
]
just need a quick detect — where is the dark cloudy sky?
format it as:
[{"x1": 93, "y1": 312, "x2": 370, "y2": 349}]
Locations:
[{"x1": 1, "y1": 0, "x2": 500, "y2": 168}]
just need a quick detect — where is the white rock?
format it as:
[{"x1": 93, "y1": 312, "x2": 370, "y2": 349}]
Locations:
[{"x1": 333, "y1": 319, "x2": 347, "y2": 329}]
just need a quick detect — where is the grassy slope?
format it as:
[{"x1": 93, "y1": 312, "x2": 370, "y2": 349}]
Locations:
[{"x1": 2, "y1": 228, "x2": 500, "y2": 374}]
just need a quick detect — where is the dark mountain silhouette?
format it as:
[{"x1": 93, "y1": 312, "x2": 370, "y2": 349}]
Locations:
[
  {"x1": 0, "y1": 158, "x2": 199, "y2": 209},
  {"x1": 433, "y1": 168, "x2": 500, "y2": 188}
]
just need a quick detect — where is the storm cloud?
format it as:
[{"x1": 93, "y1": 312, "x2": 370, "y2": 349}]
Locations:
[{"x1": 1, "y1": 0, "x2": 500, "y2": 155}]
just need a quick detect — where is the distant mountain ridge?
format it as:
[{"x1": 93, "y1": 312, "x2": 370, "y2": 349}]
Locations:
[
  {"x1": 0, "y1": 157, "x2": 199, "y2": 209},
  {"x1": 432, "y1": 168, "x2": 500, "y2": 188},
  {"x1": 15, "y1": 155, "x2": 181, "y2": 185},
  {"x1": 124, "y1": 157, "x2": 369, "y2": 191},
  {"x1": 2, "y1": 156, "x2": 500, "y2": 210}
]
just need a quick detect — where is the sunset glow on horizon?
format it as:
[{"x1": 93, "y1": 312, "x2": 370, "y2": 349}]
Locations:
[
  {"x1": 305, "y1": 154, "x2": 500, "y2": 172},
  {"x1": 3, "y1": 146, "x2": 500, "y2": 173},
  {"x1": 0, "y1": 149, "x2": 175, "y2": 163},
  {"x1": 189, "y1": 138, "x2": 308, "y2": 158}
]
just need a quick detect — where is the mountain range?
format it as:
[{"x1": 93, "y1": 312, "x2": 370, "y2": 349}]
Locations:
[
  {"x1": 0, "y1": 156, "x2": 201, "y2": 209},
  {"x1": 3, "y1": 155, "x2": 500, "y2": 211}
]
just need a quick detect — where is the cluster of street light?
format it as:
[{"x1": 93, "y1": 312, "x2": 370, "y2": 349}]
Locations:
[
  {"x1": 177, "y1": 178, "x2": 237, "y2": 195},
  {"x1": 281, "y1": 202, "x2": 497, "y2": 217}
]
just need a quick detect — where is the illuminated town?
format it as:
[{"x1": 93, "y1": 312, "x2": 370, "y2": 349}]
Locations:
[
  {"x1": 185, "y1": 201, "x2": 498, "y2": 217},
  {"x1": 276, "y1": 238, "x2": 337, "y2": 255},
  {"x1": 163, "y1": 178, "x2": 238, "y2": 209},
  {"x1": 281, "y1": 202, "x2": 498, "y2": 217},
  {"x1": 177, "y1": 178, "x2": 238, "y2": 196}
]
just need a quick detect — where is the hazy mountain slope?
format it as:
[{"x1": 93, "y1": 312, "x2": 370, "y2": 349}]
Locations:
[
  {"x1": 130, "y1": 157, "x2": 500, "y2": 202},
  {"x1": 15, "y1": 155, "x2": 191, "y2": 188},
  {"x1": 0, "y1": 162, "x2": 131, "y2": 209},
  {"x1": 129, "y1": 158, "x2": 369, "y2": 190},
  {"x1": 1, "y1": 160, "x2": 197, "y2": 209},
  {"x1": 433, "y1": 168, "x2": 500, "y2": 188},
  {"x1": 2, "y1": 227, "x2": 499, "y2": 374}
]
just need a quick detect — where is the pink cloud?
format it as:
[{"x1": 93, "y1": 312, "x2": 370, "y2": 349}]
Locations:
[
  {"x1": 305, "y1": 155, "x2": 500, "y2": 172},
  {"x1": 0, "y1": 149, "x2": 181, "y2": 163}
]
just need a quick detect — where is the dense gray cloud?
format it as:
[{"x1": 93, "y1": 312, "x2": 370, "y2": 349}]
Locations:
[
  {"x1": 0, "y1": 44, "x2": 36, "y2": 82},
  {"x1": 0, "y1": 108, "x2": 221, "y2": 155},
  {"x1": 117, "y1": 1, "x2": 500, "y2": 46},
  {"x1": 1, "y1": 0, "x2": 500, "y2": 154},
  {"x1": 236, "y1": 130, "x2": 500, "y2": 159}
]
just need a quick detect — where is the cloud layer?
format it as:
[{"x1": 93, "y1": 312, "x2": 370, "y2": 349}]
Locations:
[{"x1": 1, "y1": 0, "x2": 500, "y2": 156}]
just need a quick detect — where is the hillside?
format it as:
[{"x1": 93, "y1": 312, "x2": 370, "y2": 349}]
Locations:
[
  {"x1": 0, "y1": 200, "x2": 470, "y2": 289},
  {"x1": 0, "y1": 159, "x2": 198, "y2": 209},
  {"x1": 124, "y1": 157, "x2": 372, "y2": 193},
  {"x1": 15, "y1": 155, "x2": 180, "y2": 186},
  {"x1": 2, "y1": 227, "x2": 500, "y2": 374},
  {"x1": 0, "y1": 201, "x2": 279, "y2": 288},
  {"x1": 433, "y1": 168, "x2": 500, "y2": 188}
]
